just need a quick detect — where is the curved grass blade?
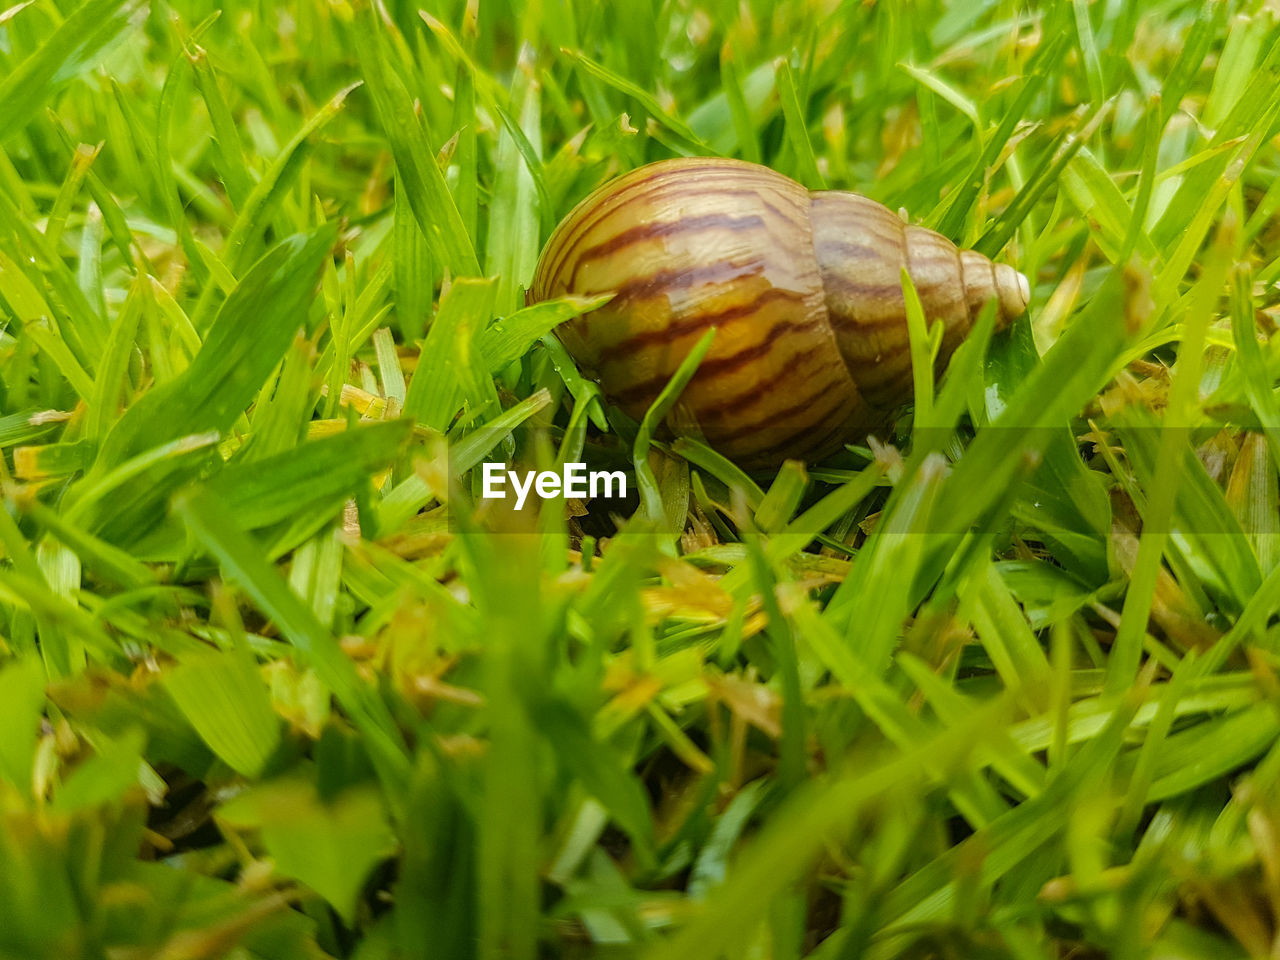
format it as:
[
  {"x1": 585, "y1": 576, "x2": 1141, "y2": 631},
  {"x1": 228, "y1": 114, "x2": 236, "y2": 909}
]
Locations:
[
  {"x1": 174, "y1": 487, "x2": 410, "y2": 791},
  {"x1": 353, "y1": 4, "x2": 480, "y2": 276},
  {"x1": 95, "y1": 225, "x2": 337, "y2": 471},
  {"x1": 0, "y1": 0, "x2": 143, "y2": 141}
]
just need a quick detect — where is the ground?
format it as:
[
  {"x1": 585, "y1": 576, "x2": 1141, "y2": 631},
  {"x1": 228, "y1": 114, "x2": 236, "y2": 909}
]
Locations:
[{"x1": 0, "y1": 1, "x2": 1279, "y2": 958}]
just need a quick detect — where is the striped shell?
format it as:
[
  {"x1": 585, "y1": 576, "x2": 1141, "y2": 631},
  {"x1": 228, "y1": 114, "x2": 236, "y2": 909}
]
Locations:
[{"x1": 530, "y1": 157, "x2": 1029, "y2": 467}]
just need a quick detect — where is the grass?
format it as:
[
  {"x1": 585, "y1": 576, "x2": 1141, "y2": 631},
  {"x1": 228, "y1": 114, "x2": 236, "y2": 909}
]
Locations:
[{"x1": 0, "y1": 0, "x2": 1279, "y2": 957}]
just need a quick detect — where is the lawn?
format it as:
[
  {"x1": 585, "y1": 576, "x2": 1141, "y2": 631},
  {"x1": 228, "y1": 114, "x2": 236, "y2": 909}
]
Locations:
[{"x1": 1, "y1": 0, "x2": 1279, "y2": 957}]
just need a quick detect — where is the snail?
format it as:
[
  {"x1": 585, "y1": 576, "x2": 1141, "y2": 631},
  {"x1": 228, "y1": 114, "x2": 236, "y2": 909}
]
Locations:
[{"x1": 529, "y1": 157, "x2": 1029, "y2": 467}]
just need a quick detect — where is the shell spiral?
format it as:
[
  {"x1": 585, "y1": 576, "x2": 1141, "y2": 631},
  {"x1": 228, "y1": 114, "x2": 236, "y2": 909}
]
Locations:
[{"x1": 530, "y1": 157, "x2": 1029, "y2": 467}]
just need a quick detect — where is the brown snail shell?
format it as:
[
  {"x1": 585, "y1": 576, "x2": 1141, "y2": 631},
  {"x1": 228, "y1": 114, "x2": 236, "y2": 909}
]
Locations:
[{"x1": 530, "y1": 157, "x2": 1029, "y2": 467}]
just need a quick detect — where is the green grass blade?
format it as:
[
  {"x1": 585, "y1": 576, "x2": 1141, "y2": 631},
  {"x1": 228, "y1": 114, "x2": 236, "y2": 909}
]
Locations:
[
  {"x1": 0, "y1": 0, "x2": 143, "y2": 140},
  {"x1": 174, "y1": 487, "x2": 409, "y2": 789}
]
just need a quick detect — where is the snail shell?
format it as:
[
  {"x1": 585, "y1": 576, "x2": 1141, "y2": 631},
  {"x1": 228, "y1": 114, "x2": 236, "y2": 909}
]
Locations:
[{"x1": 530, "y1": 157, "x2": 1029, "y2": 467}]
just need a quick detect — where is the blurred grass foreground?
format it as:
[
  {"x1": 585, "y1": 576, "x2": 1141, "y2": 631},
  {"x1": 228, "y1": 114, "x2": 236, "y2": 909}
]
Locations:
[{"x1": 2, "y1": 0, "x2": 1280, "y2": 958}]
